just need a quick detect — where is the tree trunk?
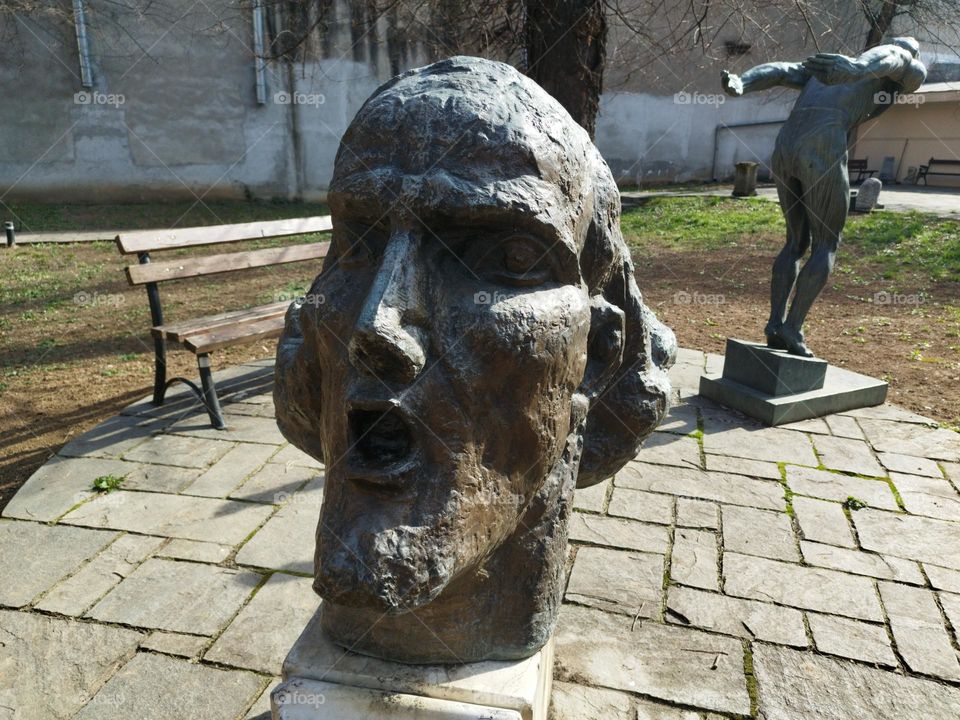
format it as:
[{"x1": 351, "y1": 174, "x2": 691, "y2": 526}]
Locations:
[
  {"x1": 524, "y1": 0, "x2": 606, "y2": 138},
  {"x1": 863, "y1": 0, "x2": 900, "y2": 49}
]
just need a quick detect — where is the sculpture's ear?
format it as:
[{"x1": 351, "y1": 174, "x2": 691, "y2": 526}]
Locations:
[{"x1": 578, "y1": 297, "x2": 625, "y2": 401}]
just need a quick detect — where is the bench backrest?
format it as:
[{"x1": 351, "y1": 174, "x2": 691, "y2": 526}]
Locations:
[
  {"x1": 927, "y1": 158, "x2": 960, "y2": 167},
  {"x1": 848, "y1": 159, "x2": 868, "y2": 170},
  {"x1": 117, "y1": 216, "x2": 332, "y2": 286}
]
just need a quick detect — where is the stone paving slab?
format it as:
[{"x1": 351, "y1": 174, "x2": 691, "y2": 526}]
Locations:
[
  {"x1": 0, "y1": 521, "x2": 117, "y2": 608},
  {"x1": 7, "y1": 355, "x2": 960, "y2": 720},
  {"x1": 754, "y1": 644, "x2": 960, "y2": 720},
  {"x1": 554, "y1": 603, "x2": 751, "y2": 716},
  {"x1": 618, "y1": 463, "x2": 786, "y2": 511},
  {"x1": 0, "y1": 610, "x2": 144, "y2": 720},
  {"x1": 86, "y1": 558, "x2": 261, "y2": 635},
  {"x1": 2, "y1": 456, "x2": 132, "y2": 522},
  {"x1": 61, "y1": 489, "x2": 275, "y2": 545},
  {"x1": 73, "y1": 651, "x2": 264, "y2": 720},
  {"x1": 205, "y1": 572, "x2": 320, "y2": 674},
  {"x1": 785, "y1": 466, "x2": 898, "y2": 510},
  {"x1": 566, "y1": 545, "x2": 663, "y2": 617}
]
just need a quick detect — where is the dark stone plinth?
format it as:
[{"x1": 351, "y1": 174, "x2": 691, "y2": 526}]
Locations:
[
  {"x1": 699, "y1": 365, "x2": 887, "y2": 426},
  {"x1": 722, "y1": 339, "x2": 827, "y2": 396}
]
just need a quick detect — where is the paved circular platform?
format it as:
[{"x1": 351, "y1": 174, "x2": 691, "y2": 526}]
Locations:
[{"x1": 3, "y1": 350, "x2": 960, "y2": 719}]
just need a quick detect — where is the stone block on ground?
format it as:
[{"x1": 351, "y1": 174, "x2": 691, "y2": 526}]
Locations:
[
  {"x1": 785, "y1": 466, "x2": 897, "y2": 510},
  {"x1": 704, "y1": 454, "x2": 782, "y2": 480},
  {"x1": 857, "y1": 418, "x2": 960, "y2": 462},
  {"x1": 699, "y1": 364, "x2": 886, "y2": 427},
  {"x1": 755, "y1": 644, "x2": 960, "y2": 720},
  {"x1": 58, "y1": 414, "x2": 167, "y2": 459},
  {"x1": 568, "y1": 513, "x2": 669, "y2": 553},
  {"x1": 205, "y1": 573, "x2": 320, "y2": 674},
  {"x1": 723, "y1": 552, "x2": 883, "y2": 621},
  {"x1": 86, "y1": 557, "x2": 261, "y2": 635},
  {"x1": 157, "y1": 538, "x2": 233, "y2": 563},
  {"x1": 571, "y1": 479, "x2": 610, "y2": 513},
  {"x1": 2, "y1": 456, "x2": 132, "y2": 522},
  {"x1": 635, "y1": 433, "x2": 702, "y2": 468},
  {"x1": 665, "y1": 585, "x2": 806, "y2": 647},
  {"x1": 701, "y1": 425, "x2": 818, "y2": 466},
  {"x1": 73, "y1": 651, "x2": 263, "y2": 720},
  {"x1": 812, "y1": 435, "x2": 885, "y2": 477},
  {"x1": 675, "y1": 498, "x2": 719, "y2": 529},
  {"x1": 553, "y1": 604, "x2": 750, "y2": 716},
  {"x1": 183, "y1": 443, "x2": 280, "y2": 498},
  {"x1": 269, "y1": 444, "x2": 324, "y2": 470},
  {"x1": 670, "y1": 528, "x2": 719, "y2": 590},
  {"x1": 807, "y1": 614, "x2": 896, "y2": 667},
  {"x1": 0, "y1": 609, "x2": 143, "y2": 720},
  {"x1": 229, "y1": 463, "x2": 319, "y2": 504},
  {"x1": 617, "y1": 463, "x2": 785, "y2": 511},
  {"x1": 854, "y1": 508, "x2": 960, "y2": 570},
  {"x1": 890, "y1": 472, "x2": 960, "y2": 521},
  {"x1": 721, "y1": 505, "x2": 798, "y2": 561},
  {"x1": 236, "y1": 476, "x2": 324, "y2": 573},
  {"x1": 878, "y1": 581, "x2": 960, "y2": 681},
  {"x1": 878, "y1": 452, "x2": 943, "y2": 478},
  {"x1": 799, "y1": 541, "x2": 922, "y2": 584},
  {"x1": 792, "y1": 496, "x2": 855, "y2": 548},
  {"x1": 607, "y1": 487, "x2": 674, "y2": 524},
  {"x1": 122, "y1": 433, "x2": 235, "y2": 468},
  {"x1": 36, "y1": 533, "x2": 163, "y2": 615},
  {"x1": 61, "y1": 490, "x2": 275, "y2": 545},
  {"x1": 0, "y1": 521, "x2": 116, "y2": 608},
  {"x1": 167, "y1": 413, "x2": 286, "y2": 445},
  {"x1": 566, "y1": 545, "x2": 663, "y2": 617},
  {"x1": 925, "y1": 564, "x2": 960, "y2": 593}
]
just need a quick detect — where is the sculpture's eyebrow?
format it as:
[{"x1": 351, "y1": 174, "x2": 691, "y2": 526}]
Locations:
[{"x1": 330, "y1": 170, "x2": 578, "y2": 256}]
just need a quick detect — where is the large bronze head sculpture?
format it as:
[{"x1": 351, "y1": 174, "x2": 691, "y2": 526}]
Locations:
[{"x1": 275, "y1": 56, "x2": 675, "y2": 664}]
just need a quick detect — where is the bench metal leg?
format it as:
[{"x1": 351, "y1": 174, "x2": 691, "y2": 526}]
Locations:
[
  {"x1": 197, "y1": 354, "x2": 227, "y2": 430},
  {"x1": 152, "y1": 336, "x2": 167, "y2": 405}
]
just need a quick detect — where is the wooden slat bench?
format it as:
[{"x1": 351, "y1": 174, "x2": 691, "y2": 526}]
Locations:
[
  {"x1": 915, "y1": 158, "x2": 960, "y2": 185},
  {"x1": 117, "y1": 216, "x2": 331, "y2": 429},
  {"x1": 848, "y1": 159, "x2": 876, "y2": 183}
]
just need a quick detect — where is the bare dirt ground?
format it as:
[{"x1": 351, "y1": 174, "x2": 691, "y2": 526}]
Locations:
[{"x1": 636, "y1": 244, "x2": 960, "y2": 425}]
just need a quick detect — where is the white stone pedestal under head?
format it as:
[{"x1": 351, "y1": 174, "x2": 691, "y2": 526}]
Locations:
[{"x1": 271, "y1": 608, "x2": 553, "y2": 720}]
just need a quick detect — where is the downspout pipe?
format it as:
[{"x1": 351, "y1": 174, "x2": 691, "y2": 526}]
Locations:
[
  {"x1": 72, "y1": 0, "x2": 94, "y2": 88},
  {"x1": 252, "y1": 0, "x2": 268, "y2": 105}
]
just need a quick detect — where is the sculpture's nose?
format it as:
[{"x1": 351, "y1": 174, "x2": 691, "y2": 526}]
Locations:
[{"x1": 349, "y1": 228, "x2": 427, "y2": 385}]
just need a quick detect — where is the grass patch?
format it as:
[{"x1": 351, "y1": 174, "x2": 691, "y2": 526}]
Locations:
[
  {"x1": 92, "y1": 474, "x2": 124, "y2": 492},
  {"x1": 620, "y1": 197, "x2": 960, "y2": 284}
]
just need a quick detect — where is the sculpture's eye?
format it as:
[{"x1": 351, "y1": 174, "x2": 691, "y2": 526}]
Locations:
[{"x1": 482, "y1": 235, "x2": 553, "y2": 287}]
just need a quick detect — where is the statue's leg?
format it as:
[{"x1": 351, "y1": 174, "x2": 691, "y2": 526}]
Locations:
[
  {"x1": 766, "y1": 174, "x2": 809, "y2": 347},
  {"x1": 779, "y1": 163, "x2": 848, "y2": 357}
]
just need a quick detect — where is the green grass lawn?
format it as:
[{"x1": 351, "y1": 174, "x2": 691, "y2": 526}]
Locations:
[{"x1": 620, "y1": 197, "x2": 960, "y2": 284}]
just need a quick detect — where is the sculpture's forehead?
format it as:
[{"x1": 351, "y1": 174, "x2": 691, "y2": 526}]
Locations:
[{"x1": 331, "y1": 70, "x2": 591, "y2": 227}]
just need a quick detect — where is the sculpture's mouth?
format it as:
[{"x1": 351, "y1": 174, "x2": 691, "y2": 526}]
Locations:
[{"x1": 344, "y1": 401, "x2": 418, "y2": 492}]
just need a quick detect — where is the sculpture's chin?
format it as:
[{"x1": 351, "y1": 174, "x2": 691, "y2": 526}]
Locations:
[{"x1": 314, "y1": 530, "x2": 457, "y2": 614}]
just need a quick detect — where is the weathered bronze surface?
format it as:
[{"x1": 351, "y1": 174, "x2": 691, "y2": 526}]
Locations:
[
  {"x1": 722, "y1": 38, "x2": 926, "y2": 357},
  {"x1": 275, "y1": 56, "x2": 674, "y2": 664}
]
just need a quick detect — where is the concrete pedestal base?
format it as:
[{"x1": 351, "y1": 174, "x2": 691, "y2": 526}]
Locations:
[
  {"x1": 272, "y1": 608, "x2": 553, "y2": 720},
  {"x1": 700, "y1": 339, "x2": 887, "y2": 425}
]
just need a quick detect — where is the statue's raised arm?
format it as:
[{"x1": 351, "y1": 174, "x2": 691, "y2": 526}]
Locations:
[
  {"x1": 803, "y1": 40, "x2": 926, "y2": 91},
  {"x1": 721, "y1": 62, "x2": 810, "y2": 97}
]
